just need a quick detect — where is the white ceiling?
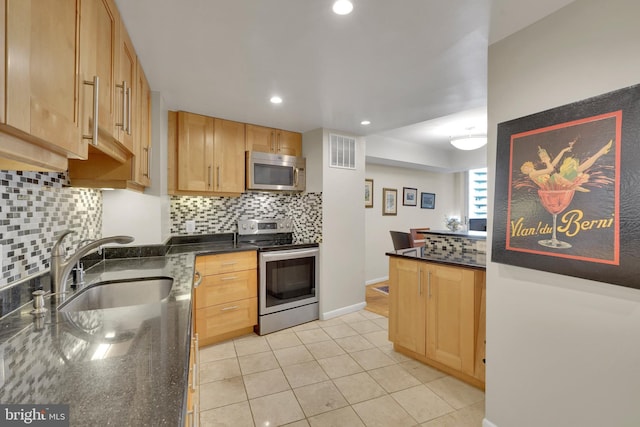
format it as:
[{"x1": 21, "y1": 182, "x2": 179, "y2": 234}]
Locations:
[{"x1": 115, "y1": 0, "x2": 574, "y2": 151}]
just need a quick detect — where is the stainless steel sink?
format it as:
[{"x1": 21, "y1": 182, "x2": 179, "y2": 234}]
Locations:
[{"x1": 58, "y1": 277, "x2": 174, "y2": 312}]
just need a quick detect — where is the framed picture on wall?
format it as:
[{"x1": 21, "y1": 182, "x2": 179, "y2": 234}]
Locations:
[
  {"x1": 492, "y1": 83, "x2": 640, "y2": 290},
  {"x1": 421, "y1": 192, "x2": 436, "y2": 209},
  {"x1": 382, "y1": 188, "x2": 397, "y2": 215},
  {"x1": 403, "y1": 187, "x2": 418, "y2": 206},
  {"x1": 365, "y1": 179, "x2": 374, "y2": 208}
]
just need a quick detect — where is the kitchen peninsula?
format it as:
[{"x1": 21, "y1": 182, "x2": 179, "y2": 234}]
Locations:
[{"x1": 386, "y1": 230, "x2": 486, "y2": 389}]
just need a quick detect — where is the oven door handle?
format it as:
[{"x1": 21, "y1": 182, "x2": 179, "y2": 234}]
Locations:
[{"x1": 260, "y1": 247, "x2": 319, "y2": 261}]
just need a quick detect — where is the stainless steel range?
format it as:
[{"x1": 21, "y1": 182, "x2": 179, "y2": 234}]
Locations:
[{"x1": 238, "y1": 218, "x2": 319, "y2": 335}]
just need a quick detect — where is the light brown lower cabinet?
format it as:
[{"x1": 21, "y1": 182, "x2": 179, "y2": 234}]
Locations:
[
  {"x1": 388, "y1": 256, "x2": 486, "y2": 389},
  {"x1": 194, "y1": 251, "x2": 258, "y2": 347}
]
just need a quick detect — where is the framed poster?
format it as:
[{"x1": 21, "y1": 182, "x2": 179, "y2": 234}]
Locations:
[
  {"x1": 382, "y1": 188, "x2": 397, "y2": 216},
  {"x1": 365, "y1": 179, "x2": 374, "y2": 208},
  {"x1": 421, "y1": 192, "x2": 435, "y2": 209},
  {"x1": 403, "y1": 187, "x2": 417, "y2": 206},
  {"x1": 492, "y1": 83, "x2": 640, "y2": 290}
]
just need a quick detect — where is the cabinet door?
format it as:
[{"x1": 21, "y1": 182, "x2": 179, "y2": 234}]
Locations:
[
  {"x1": 246, "y1": 124, "x2": 275, "y2": 153},
  {"x1": 134, "y1": 62, "x2": 151, "y2": 187},
  {"x1": 4, "y1": 0, "x2": 83, "y2": 158},
  {"x1": 115, "y1": 21, "x2": 136, "y2": 152},
  {"x1": 79, "y1": 0, "x2": 119, "y2": 156},
  {"x1": 426, "y1": 264, "x2": 476, "y2": 375},
  {"x1": 389, "y1": 258, "x2": 426, "y2": 355},
  {"x1": 214, "y1": 118, "x2": 245, "y2": 193},
  {"x1": 177, "y1": 111, "x2": 214, "y2": 192},
  {"x1": 276, "y1": 130, "x2": 302, "y2": 156}
]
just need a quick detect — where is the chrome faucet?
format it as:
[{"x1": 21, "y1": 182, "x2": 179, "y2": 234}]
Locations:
[{"x1": 50, "y1": 230, "x2": 135, "y2": 299}]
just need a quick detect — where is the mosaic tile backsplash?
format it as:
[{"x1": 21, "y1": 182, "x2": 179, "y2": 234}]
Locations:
[
  {"x1": 423, "y1": 234, "x2": 487, "y2": 255},
  {"x1": 170, "y1": 192, "x2": 322, "y2": 242},
  {"x1": 0, "y1": 171, "x2": 102, "y2": 289}
]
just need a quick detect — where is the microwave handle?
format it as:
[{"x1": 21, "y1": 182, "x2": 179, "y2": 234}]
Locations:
[{"x1": 294, "y1": 168, "x2": 299, "y2": 187}]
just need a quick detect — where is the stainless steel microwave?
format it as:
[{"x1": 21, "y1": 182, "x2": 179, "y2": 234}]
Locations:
[{"x1": 246, "y1": 151, "x2": 306, "y2": 192}]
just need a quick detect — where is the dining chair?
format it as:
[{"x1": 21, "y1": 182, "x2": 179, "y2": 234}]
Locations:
[
  {"x1": 390, "y1": 231, "x2": 412, "y2": 250},
  {"x1": 409, "y1": 227, "x2": 430, "y2": 247}
]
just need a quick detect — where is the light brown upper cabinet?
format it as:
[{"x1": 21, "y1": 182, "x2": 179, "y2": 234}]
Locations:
[
  {"x1": 0, "y1": 0, "x2": 84, "y2": 171},
  {"x1": 114, "y1": 18, "x2": 137, "y2": 153},
  {"x1": 133, "y1": 62, "x2": 151, "y2": 188},
  {"x1": 168, "y1": 111, "x2": 245, "y2": 196},
  {"x1": 246, "y1": 124, "x2": 302, "y2": 157},
  {"x1": 68, "y1": 59, "x2": 151, "y2": 191},
  {"x1": 78, "y1": 0, "x2": 131, "y2": 163}
]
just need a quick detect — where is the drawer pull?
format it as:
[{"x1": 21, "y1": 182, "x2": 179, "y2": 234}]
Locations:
[
  {"x1": 220, "y1": 276, "x2": 238, "y2": 281},
  {"x1": 194, "y1": 271, "x2": 202, "y2": 288},
  {"x1": 221, "y1": 305, "x2": 239, "y2": 311},
  {"x1": 221, "y1": 262, "x2": 237, "y2": 266}
]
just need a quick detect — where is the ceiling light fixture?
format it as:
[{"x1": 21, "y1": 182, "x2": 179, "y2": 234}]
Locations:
[
  {"x1": 450, "y1": 135, "x2": 487, "y2": 151},
  {"x1": 270, "y1": 96, "x2": 283, "y2": 104},
  {"x1": 360, "y1": 120, "x2": 371, "y2": 125},
  {"x1": 332, "y1": 0, "x2": 353, "y2": 15}
]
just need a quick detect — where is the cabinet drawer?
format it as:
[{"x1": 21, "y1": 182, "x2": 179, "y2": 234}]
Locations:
[
  {"x1": 196, "y1": 251, "x2": 256, "y2": 276},
  {"x1": 195, "y1": 270, "x2": 257, "y2": 309},
  {"x1": 195, "y1": 298, "x2": 257, "y2": 338}
]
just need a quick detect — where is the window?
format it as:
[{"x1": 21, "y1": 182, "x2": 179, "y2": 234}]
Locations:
[{"x1": 468, "y1": 168, "x2": 487, "y2": 219}]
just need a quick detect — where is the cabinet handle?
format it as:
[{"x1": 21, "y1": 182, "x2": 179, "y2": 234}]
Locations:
[
  {"x1": 116, "y1": 80, "x2": 127, "y2": 131},
  {"x1": 193, "y1": 403, "x2": 198, "y2": 427},
  {"x1": 143, "y1": 146, "x2": 150, "y2": 178},
  {"x1": 221, "y1": 305, "x2": 239, "y2": 311},
  {"x1": 271, "y1": 130, "x2": 276, "y2": 151},
  {"x1": 82, "y1": 76, "x2": 100, "y2": 146},
  {"x1": 220, "y1": 276, "x2": 237, "y2": 281},
  {"x1": 276, "y1": 131, "x2": 280, "y2": 152},
  {"x1": 428, "y1": 270, "x2": 432, "y2": 298},
  {"x1": 418, "y1": 268, "x2": 422, "y2": 295},
  {"x1": 216, "y1": 166, "x2": 220, "y2": 189},
  {"x1": 208, "y1": 165, "x2": 212, "y2": 188},
  {"x1": 193, "y1": 271, "x2": 202, "y2": 288},
  {"x1": 221, "y1": 262, "x2": 237, "y2": 266},
  {"x1": 126, "y1": 85, "x2": 132, "y2": 135},
  {"x1": 192, "y1": 362, "x2": 197, "y2": 390}
]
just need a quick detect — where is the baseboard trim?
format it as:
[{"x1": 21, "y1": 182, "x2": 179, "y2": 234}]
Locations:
[
  {"x1": 483, "y1": 418, "x2": 498, "y2": 427},
  {"x1": 321, "y1": 302, "x2": 367, "y2": 320},
  {"x1": 366, "y1": 276, "x2": 388, "y2": 286}
]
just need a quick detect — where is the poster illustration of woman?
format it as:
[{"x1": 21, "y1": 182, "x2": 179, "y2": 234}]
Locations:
[{"x1": 506, "y1": 114, "x2": 619, "y2": 262}]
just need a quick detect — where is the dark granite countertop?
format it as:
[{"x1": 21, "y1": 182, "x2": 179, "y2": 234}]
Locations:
[
  {"x1": 387, "y1": 246, "x2": 486, "y2": 270},
  {"x1": 418, "y1": 230, "x2": 487, "y2": 240},
  {"x1": 0, "y1": 235, "x2": 260, "y2": 426}
]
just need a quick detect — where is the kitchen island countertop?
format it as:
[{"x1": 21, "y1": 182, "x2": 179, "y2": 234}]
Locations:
[{"x1": 387, "y1": 246, "x2": 486, "y2": 270}]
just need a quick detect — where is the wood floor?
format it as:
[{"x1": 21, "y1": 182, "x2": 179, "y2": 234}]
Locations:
[{"x1": 364, "y1": 282, "x2": 389, "y2": 318}]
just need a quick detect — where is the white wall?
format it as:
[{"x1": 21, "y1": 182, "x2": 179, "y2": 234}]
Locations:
[
  {"x1": 364, "y1": 163, "x2": 461, "y2": 283},
  {"x1": 486, "y1": 1, "x2": 640, "y2": 426},
  {"x1": 303, "y1": 128, "x2": 367, "y2": 318},
  {"x1": 102, "y1": 92, "x2": 171, "y2": 244}
]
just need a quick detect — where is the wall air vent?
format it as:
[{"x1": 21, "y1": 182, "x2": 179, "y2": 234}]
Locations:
[{"x1": 329, "y1": 134, "x2": 356, "y2": 170}]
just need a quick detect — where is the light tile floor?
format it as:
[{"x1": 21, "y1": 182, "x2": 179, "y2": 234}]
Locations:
[{"x1": 198, "y1": 310, "x2": 485, "y2": 427}]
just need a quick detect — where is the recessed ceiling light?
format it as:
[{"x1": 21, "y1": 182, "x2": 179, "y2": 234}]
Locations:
[
  {"x1": 332, "y1": 0, "x2": 353, "y2": 15},
  {"x1": 270, "y1": 96, "x2": 283, "y2": 104},
  {"x1": 360, "y1": 120, "x2": 371, "y2": 125}
]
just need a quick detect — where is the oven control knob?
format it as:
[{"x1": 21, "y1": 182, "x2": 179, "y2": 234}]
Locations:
[
  {"x1": 242, "y1": 224, "x2": 247, "y2": 230},
  {"x1": 250, "y1": 224, "x2": 255, "y2": 229}
]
